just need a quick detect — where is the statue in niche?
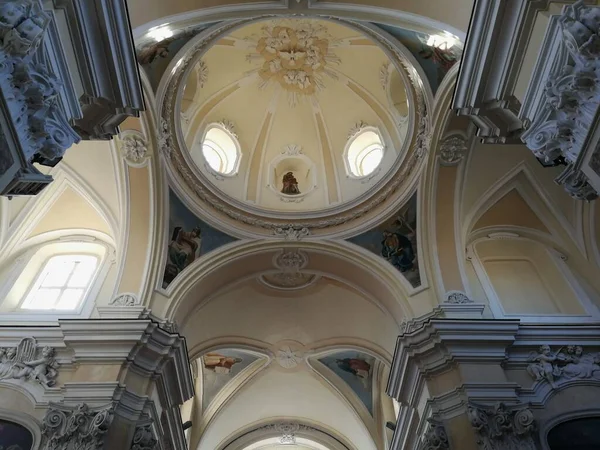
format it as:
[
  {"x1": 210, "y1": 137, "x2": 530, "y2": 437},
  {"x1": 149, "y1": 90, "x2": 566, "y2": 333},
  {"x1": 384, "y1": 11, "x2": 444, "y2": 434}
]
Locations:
[{"x1": 281, "y1": 171, "x2": 300, "y2": 195}]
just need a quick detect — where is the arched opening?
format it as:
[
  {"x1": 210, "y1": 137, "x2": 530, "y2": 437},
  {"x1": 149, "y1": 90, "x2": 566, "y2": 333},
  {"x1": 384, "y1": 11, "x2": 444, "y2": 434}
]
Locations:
[
  {"x1": 547, "y1": 417, "x2": 600, "y2": 450},
  {"x1": 0, "y1": 419, "x2": 34, "y2": 450}
]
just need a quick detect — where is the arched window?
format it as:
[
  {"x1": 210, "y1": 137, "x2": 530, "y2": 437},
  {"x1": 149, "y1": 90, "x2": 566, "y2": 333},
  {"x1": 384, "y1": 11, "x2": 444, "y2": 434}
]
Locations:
[
  {"x1": 202, "y1": 125, "x2": 240, "y2": 176},
  {"x1": 21, "y1": 254, "x2": 99, "y2": 310},
  {"x1": 345, "y1": 129, "x2": 385, "y2": 178}
]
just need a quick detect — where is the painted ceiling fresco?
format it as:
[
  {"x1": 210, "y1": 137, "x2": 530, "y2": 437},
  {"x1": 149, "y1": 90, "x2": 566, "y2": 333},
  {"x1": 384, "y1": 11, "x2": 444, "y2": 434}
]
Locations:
[
  {"x1": 378, "y1": 25, "x2": 461, "y2": 94},
  {"x1": 348, "y1": 192, "x2": 421, "y2": 288},
  {"x1": 163, "y1": 189, "x2": 237, "y2": 289},
  {"x1": 319, "y1": 350, "x2": 376, "y2": 416},
  {"x1": 201, "y1": 349, "x2": 261, "y2": 411}
]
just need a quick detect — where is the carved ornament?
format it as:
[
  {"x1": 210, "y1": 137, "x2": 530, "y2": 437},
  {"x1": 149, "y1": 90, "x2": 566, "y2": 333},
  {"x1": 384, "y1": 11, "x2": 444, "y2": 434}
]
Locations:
[
  {"x1": 131, "y1": 423, "x2": 158, "y2": 450},
  {"x1": 422, "y1": 419, "x2": 449, "y2": 450},
  {"x1": 526, "y1": 344, "x2": 600, "y2": 388},
  {"x1": 521, "y1": 1, "x2": 600, "y2": 200},
  {"x1": 467, "y1": 402, "x2": 536, "y2": 450},
  {"x1": 439, "y1": 135, "x2": 468, "y2": 166},
  {"x1": 444, "y1": 291, "x2": 473, "y2": 304},
  {"x1": 109, "y1": 293, "x2": 138, "y2": 307},
  {"x1": 0, "y1": 337, "x2": 59, "y2": 388},
  {"x1": 120, "y1": 134, "x2": 149, "y2": 166},
  {"x1": 42, "y1": 403, "x2": 114, "y2": 450}
]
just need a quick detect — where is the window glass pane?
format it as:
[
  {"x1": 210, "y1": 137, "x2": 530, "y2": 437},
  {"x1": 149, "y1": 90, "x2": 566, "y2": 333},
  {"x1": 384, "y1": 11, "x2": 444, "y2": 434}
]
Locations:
[
  {"x1": 22, "y1": 288, "x2": 60, "y2": 310},
  {"x1": 56, "y1": 288, "x2": 84, "y2": 310},
  {"x1": 203, "y1": 144, "x2": 224, "y2": 173},
  {"x1": 40, "y1": 258, "x2": 75, "y2": 287},
  {"x1": 359, "y1": 147, "x2": 383, "y2": 176},
  {"x1": 69, "y1": 258, "x2": 97, "y2": 287}
]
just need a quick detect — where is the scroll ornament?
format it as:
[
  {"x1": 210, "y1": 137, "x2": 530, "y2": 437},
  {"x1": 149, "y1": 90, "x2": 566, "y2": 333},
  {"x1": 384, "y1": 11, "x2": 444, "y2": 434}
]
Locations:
[
  {"x1": 467, "y1": 403, "x2": 536, "y2": 450},
  {"x1": 0, "y1": 338, "x2": 58, "y2": 387},
  {"x1": 42, "y1": 403, "x2": 114, "y2": 450}
]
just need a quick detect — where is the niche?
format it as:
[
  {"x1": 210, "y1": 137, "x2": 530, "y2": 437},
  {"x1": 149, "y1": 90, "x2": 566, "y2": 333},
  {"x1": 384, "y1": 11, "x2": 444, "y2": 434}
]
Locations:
[{"x1": 267, "y1": 146, "x2": 317, "y2": 203}]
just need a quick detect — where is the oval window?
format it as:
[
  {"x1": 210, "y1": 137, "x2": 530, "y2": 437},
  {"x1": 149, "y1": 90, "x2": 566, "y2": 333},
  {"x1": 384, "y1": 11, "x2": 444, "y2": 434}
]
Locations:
[
  {"x1": 202, "y1": 126, "x2": 240, "y2": 175},
  {"x1": 346, "y1": 130, "x2": 385, "y2": 178}
]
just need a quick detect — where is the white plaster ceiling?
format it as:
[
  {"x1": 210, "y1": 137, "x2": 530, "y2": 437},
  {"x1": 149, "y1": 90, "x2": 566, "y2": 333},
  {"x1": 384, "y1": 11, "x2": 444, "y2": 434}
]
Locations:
[{"x1": 179, "y1": 18, "x2": 409, "y2": 214}]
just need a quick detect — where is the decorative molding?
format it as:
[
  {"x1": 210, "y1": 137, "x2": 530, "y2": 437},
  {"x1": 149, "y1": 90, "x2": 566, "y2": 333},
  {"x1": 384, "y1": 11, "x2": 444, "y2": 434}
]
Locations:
[
  {"x1": 399, "y1": 308, "x2": 444, "y2": 335},
  {"x1": 275, "y1": 344, "x2": 304, "y2": 370},
  {"x1": 439, "y1": 134, "x2": 468, "y2": 166},
  {"x1": 421, "y1": 419, "x2": 449, "y2": 450},
  {"x1": 467, "y1": 403, "x2": 536, "y2": 450},
  {"x1": 42, "y1": 403, "x2": 114, "y2": 450},
  {"x1": 217, "y1": 118, "x2": 237, "y2": 139},
  {"x1": 196, "y1": 59, "x2": 208, "y2": 89},
  {"x1": 379, "y1": 63, "x2": 390, "y2": 91},
  {"x1": 131, "y1": 423, "x2": 158, "y2": 450},
  {"x1": 0, "y1": 338, "x2": 59, "y2": 387},
  {"x1": 259, "y1": 422, "x2": 301, "y2": 445},
  {"x1": 273, "y1": 226, "x2": 310, "y2": 240},
  {"x1": 273, "y1": 249, "x2": 308, "y2": 271},
  {"x1": 119, "y1": 132, "x2": 150, "y2": 167},
  {"x1": 281, "y1": 144, "x2": 303, "y2": 156},
  {"x1": 109, "y1": 293, "x2": 139, "y2": 307},
  {"x1": 526, "y1": 344, "x2": 600, "y2": 388},
  {"x1": 347, "y1": 120, "x2": 369, "y2": 140},
  {"x1": 520, "y1": 1, "x2": 600, "y2": 200},
  {"x1": 444, "y1": 291, "x2": 473, "y2": 304}
]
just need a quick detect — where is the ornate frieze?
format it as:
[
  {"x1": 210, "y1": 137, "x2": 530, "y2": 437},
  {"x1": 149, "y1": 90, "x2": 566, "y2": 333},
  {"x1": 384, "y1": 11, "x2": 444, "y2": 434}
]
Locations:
[
  {"x1": 42, "y1": 403, "x2": 114, "y2": 450},
  {"x1": 0, "y1": 338, "x2": 59, "y2": 387},
  {"x1": 527, "y1": 344, "x2": 600, "y2": 388},
  {"x1": 521, "y1": 1, "x2": 600, "y2": 200},
  {"x1": 422, "y1": 419, "x2": 449, "y2": 450},
  {"x1": 439, "y1": 135, "x2": 468, "y2": 166},
  {"x1": 467, "y1": 403, "x2": 537, "y2": 450}
]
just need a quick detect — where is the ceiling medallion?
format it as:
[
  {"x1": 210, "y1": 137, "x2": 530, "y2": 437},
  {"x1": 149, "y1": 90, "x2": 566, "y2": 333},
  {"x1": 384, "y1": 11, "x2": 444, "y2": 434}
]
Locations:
[
  {"x1": 245, "y1": 20, "x2": 341, "y2": 106},
  {"x1": 258, "y1": 248, "x2": 318, "y2": 290},
  {"x1": 159, "y1": 17, "x2": 431, "y2": 236}
]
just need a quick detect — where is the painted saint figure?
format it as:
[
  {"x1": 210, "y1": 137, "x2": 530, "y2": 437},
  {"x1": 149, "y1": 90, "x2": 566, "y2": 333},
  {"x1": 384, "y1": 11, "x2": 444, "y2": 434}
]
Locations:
[
  {"x1": 281, "y1": 171, "x2": 300, "y2": 195},
  {"x1": 336, "y1": 358, "x2": 371, "y2": 388},
  {"x1": 163, "y1": 225, "x2": 202, "y2": 286},
  {"x1": 381, "y1": 230, "x2": 415, "y2": 272},
  {"x1": 203, "y1": 353, "x2": 243, "y2": 374}
]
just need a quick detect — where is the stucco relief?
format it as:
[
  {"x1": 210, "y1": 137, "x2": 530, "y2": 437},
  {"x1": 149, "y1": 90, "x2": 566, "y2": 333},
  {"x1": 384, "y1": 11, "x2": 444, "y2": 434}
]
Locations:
[
  {"x1": 244, "y1": 20, "x2": 340, "y2": 106},
  {"x1": 0, "y1": 338, "x2": 59, "y2": 388},
  {"x1": 527, "y1": 344, "x2": 600, "y2": 388}
]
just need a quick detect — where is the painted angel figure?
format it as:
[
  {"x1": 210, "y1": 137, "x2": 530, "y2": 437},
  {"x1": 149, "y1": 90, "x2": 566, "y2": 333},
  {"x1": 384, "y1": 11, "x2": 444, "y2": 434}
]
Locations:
[{"x1": 526, "y1": 345, "x2": 564, "y2": 388}]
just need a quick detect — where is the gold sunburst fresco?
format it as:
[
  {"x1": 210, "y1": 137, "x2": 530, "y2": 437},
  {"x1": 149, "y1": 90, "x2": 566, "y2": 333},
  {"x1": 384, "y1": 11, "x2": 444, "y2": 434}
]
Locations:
[{"x1": 246, "y1": 21, "x2": 341, "y2": 105}]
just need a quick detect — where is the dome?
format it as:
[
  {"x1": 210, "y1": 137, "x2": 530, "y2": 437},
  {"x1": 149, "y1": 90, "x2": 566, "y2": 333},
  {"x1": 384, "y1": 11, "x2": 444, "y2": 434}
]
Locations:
[{"x1": 160, "y1": 17, "x2": 430, "y2": 238}]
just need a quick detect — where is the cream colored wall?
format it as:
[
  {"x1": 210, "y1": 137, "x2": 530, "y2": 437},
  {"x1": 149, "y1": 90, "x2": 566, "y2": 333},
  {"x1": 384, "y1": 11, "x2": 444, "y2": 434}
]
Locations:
[
  {"x1": 475, "y1": 239, "x2": 584, "y2": 315},
  {"x1": 28, "y1": 187, "x2": 112, "y2": 238},
  {"x1": 181, "y1": 278, "x2": 398, "y2": 357},
  {"x1": 197, "y1": 367, "x2": 377, "y2": 450}
]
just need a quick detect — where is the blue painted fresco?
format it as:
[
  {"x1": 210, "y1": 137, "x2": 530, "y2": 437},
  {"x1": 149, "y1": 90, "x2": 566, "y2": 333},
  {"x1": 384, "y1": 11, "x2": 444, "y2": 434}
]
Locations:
[
  {"x1": 201, "y1": 349, "x2": 259, "y2": 410},
  {"x1": 163, "y1": 189, "x2": 237, "y2": 288},
  {"x1": 348, "y1": 193, "x2": 420, "y2": 288},
  {"x1": 377, "y1": 25, "x2": 461, "y2": 94},
  {"x1": 320, "y1": 351, "x2": 375, "y2": 415}
]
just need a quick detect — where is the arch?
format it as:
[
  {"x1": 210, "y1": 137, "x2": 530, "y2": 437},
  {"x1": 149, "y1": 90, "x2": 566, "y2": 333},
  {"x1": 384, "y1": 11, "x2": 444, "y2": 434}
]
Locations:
[
  {"x1": 0, "y1": 408, "x2": 41, "y2": 450},
  {"x1": 218, "y1": 417, "x2": 357, "y2": 450},
  {"x1": 159, "y1": 239, "x2": 416, "y2": 329},
  {"x1": 466, "y1": 232, "x2": 599, "y2": 322}
]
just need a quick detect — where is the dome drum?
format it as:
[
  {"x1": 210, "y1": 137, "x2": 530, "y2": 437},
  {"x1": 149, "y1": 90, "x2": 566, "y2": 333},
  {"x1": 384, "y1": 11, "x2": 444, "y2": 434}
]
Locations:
[{"x1": 157, "y1": 16, "x2": 432, "y2": 238}]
